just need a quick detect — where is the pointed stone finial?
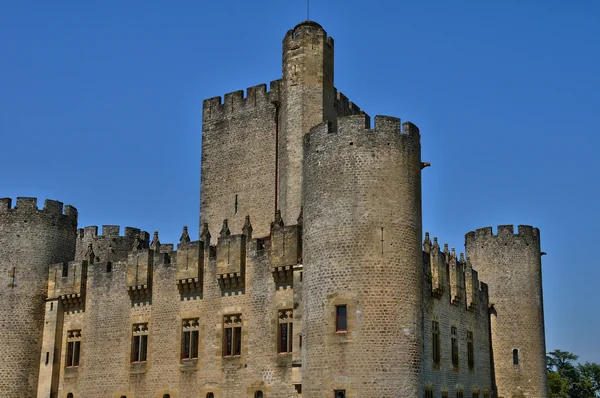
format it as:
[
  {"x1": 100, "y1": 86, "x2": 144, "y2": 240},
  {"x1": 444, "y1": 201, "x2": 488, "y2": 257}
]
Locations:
[
  {"x1": 433, "y1": 236, "x2": 440, "y2": 252},
  {"x1": 132, "y1": 234, "x2": 143, "y2": 251},
  {"x1": 85, "y1": 243, "x2": 95, "y2": 265},
  {"x1": 423, "y1": 232, "x2": 432, "y2": 253},
  {"x1": 297, "y1": 207, "x2": 303, "y2": 227},
  {"x1": 460, "y1": 252, "x2": 466, "y2": 264},
  {"x1": 179, "y1": 226, "x2": 191, "y2": 244},
  {"x1": 242, "y1": 216, "x2": 253, "y2": 238},
  {"x1": 150, "y1": 231, "x2": 161, "y2": 251},
  {"x1": 443, "y1": 243, "x2": 449, "y2": 256},
  {"x1": 451, "y1": 247, "x2": 457, "y2": 260},
  {"x1": 200, "y1": 223, "x2": 211, "y2": 243},
  {"x1": 219, "y1": 219, "x2": 231, "y2": 238},
  {"x1": 271, "y1": 210, "x2": 284, "y2": 230}
]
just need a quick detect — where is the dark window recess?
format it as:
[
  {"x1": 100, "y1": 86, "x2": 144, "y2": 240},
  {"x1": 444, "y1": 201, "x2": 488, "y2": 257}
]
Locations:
[
  {"x1": 206, "y1": 393, "x2": 215, "y2": 398},
  {"x1": 163, "y1": 395, "x2": 171, "y2": 398},
  {"x1": 67, "y1": 394, "x2": 74, "y2": 398},
  {"x1": 467, "y1": 331, "x2": 474, "y2": 370},
  {"x1": 223, "y1": 314, "x2": 242, "y2": 357},
  {"x1": 254, "y1": 391, "x2": 264, "y2": 398},
  {"x1": 66, "y1": 330, "x2": 81, "y2": 367},
  {"x1": 432, "y1": 321, "x2": 440, "y2": 365},
  {"x1": 294, "y1": 385, "x2": 302, "y2": 393},
  {"x1": 424, "y1": 390, "x2": 434, "y2": 398},
  {"x1": 106, "y1": 262, "x2": 112, "y2": 273},
  {"x1": 336, "y1": 305, "x2": 347, "y2": 332},
  {"x1": 513, "y1": 348, "x2": 519, "y2": 365},
  {"x1": 456, "y1": 392, "x2": 464, "y2": 398},
  {"x1": 45, "y1": 352, "x2": 49, "y2": 365},
  {"x1": 472, "y1": 393, "x2": 480, "y2": 398},
  {"x1": 335, "y1": 390, "x2": 346, "y2": 398},
  {"x1": 451, "y1": 326, "x2": 459, "y2": 368},
  {"x1": 62, "y1": 262, "x2": 69, "y2": 277},
  {"x1": 181, "y1": 318, "x2": 199, "y2": 360},
  {"x1": 278, "y1": 309, "x2": 293, "y2": 353}
]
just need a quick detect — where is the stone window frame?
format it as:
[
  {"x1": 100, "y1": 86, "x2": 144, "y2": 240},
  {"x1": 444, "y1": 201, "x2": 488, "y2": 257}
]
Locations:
[
  {"x1": 131, "y1": 322, "x2": 149, "y2": 363},
  {"x1": 334, "y1": 390, "x2": 346, "y2": 398},
  {"x1": 335, "y1": 305, "x2": 347, "y2": 333},
  {"x1": 455, "y1": 384, "x2": 465, "y2": 398},
  {"x1": 424, "y1": 383, "x2": 434, "y2": 398},
  {"x1": 181, "y1": 318, "x2": 200, "y2": 360},
  {"x1": 432, "y1": 320, "x2": 441, "y2": 368},
  {"x1": 277, "y1": 309, "x2": 293, "y2": 353},
  {"x1": 466, "y1": 330, "x2": 474, "y2": 371},
  {"x1": 450, "y1": 325, "x2": 459, "y2": 370},
  {"x1": 66, "y1": 329, "x2": 81, "y2": 368},
  {"x1": 222, "y1": 314, "x2": 242, "y2": 357}
]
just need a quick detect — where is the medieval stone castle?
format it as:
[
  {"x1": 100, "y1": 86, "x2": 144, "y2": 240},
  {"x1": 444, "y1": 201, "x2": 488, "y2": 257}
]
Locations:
[{"x1": 0, "y1": 21, "x2": 548, "y2": 398}]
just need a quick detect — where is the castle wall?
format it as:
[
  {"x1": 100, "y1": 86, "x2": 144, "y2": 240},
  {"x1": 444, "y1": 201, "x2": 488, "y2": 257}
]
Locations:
[
  {"x1": 48, "y1": 227, "x2": 303, "y2": 398},
  {"x1": 0, "y1": 198, "x2": 77, "y2": 398},
  {"x1": 200, "y1": 82, "x2": 280, "y2": 239},
  {"x1": 465, "y1": 226, "x2": 548, "y2": 398},
  {"x1": 421, "y1": 237, "x2": 492, "y2": 397},
  {"x1": 302, "y1": 114, "x2": 423, "y2": 397}
]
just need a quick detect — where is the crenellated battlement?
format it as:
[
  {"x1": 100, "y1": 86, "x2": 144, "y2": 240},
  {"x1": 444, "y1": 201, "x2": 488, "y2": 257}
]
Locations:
[
  {"x1": 48, "y1": 260, "x2": 88, "y2": 309},
  {"x1": 465, "y1": 224, "x2": 540, "y2": 248},
  {"x1": 305, "y1": 114, "x2": 420, "y2": 146},
  {"x1": 334, "y1": 90, "x2": 362, "y2": 117},
  {"x1": 202, "y1": 80, "x2": 281, "y2": 121},
  {"x1": 284, "y1": 20, "x2": 334, "y2": 48},
  {"x1": 75, "y1": 225, "x2": 148, "y2": 264},
  {"x1": 0, "y1": 197, "x2": 77, "y2": 222},
  {"x1": 424, "y1": 232, "x2": 488, "y2": 311}
]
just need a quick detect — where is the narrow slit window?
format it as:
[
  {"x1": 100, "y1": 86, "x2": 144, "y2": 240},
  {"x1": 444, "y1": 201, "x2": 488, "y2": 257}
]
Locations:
[
  {"x1": 432, "y1": 321, "x2": 440, "y2": 365},
  {"x1": 451, "y1": 326, "x2": 459, "y2": 368},
  {"x1": 513, "y1": 348, "x2": 519, "y2": 365},
  {"x1": 467, "y1": 331, "x2": 474, "y2": 370},
  {"x1": 278, "y1": 309, "x2": 293, "y2": 353},
  {"x1": 62, "y1": 262, "x2": 69, "y2": 277},
  {"x1": 335, "y1": 305, "x2": 347, "y2": 332}
]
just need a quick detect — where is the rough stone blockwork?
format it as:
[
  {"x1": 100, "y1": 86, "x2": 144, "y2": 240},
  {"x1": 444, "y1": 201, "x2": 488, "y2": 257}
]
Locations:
[{"x1": 0, "y1": 19, "x2": 548, "y2": 398}]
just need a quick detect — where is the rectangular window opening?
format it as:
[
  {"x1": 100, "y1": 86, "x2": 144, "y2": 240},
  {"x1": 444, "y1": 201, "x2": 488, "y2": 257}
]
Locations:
[
  {"x1": 66, "y1": 330, "x2": 81, "y2": 368},
  {"x1": 451, "y1": 326, "x2": 459, "y2": 368},
  {"x1": 334, "y1": 390, "x2": 346, "y2": 398},
  {"x1": 181, "y1": 318, "x2": 199, "y2": 360},
  {"x1": 223, "y1": 314, "x2": 242, "y2": 357},
  {"x1": 432, "y1": 321, "x2": 440, "y2": 365},
  {"x1": 131, "y1": 323, "x2": 148, "y2": 363},
  {"x1": 335, "y1": 305, "x2": 347, "y2": 332},
  {"x1": 278, "y1": 309, "x2": 294, "y2": 353},
  {"x1": 467, "y1": 331, "x2": 474, "y2": 370}
]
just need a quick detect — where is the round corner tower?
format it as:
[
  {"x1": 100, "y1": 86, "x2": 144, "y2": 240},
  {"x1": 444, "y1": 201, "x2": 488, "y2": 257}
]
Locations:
[
  {"x1": 278, "y1": 21, "x2": 336, "y2": 226},
  {"x1": 465, "y1": 225, "x2": 548, "y2": 398},
  {"x1": 302, "y1": 115, "x2": 424, "y2": 397},
  {"x1": 0, "y1": 197, "x2": 78, "y2": 397}
]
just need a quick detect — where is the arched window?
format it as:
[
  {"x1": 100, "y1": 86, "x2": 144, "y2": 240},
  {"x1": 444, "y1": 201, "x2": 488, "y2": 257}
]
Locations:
[
  {"x1": 67, "y1": 394, "x2": 74, "y2": 398},
  {"x1": 163, "y1": 395, "x2": 170, "y2": 398},
  {"x1": 513, "y1": 348, "x2": 519, "y2": 365},
  {"x1": 206, "y1": 394, "x2": 214, "y2": 398},
  {"x1": 255, "y1": 391, "x2": 264, "y2": 398}
]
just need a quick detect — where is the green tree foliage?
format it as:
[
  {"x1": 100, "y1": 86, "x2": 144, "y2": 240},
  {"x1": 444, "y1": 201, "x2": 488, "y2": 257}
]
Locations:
[{"x1": 547, "y1": 350, "x2": 600, "y2": 398}]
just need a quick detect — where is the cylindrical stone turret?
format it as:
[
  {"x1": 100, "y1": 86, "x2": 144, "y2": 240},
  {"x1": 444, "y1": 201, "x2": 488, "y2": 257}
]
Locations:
[
  {"x1": 278, "y1": 21, "x2": 336, "y2": 226},
  {"x1": 302, "y1": 115, "x2": 423, "y2": 397},
  {"x1": 465, "y1": 225, "x2": 548, "y2": 398},
  {"x1": 0, "y1": 197, "x2": 77, "y2": 397}
]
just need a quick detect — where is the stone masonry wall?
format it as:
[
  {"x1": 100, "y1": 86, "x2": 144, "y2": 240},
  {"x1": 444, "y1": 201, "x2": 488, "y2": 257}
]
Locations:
[
  {"x1": 421, "y1": 236, "x2": 492, "y2": 397},
  {"x1": 302, "y1": 114, "x2": 423, "y2": 398},
  {"x1": 466, "y1": 226, "x2": 548, "y2": 398},
  {"x1": 51, "y1": 227, "x2": 302, "y2": 398},
  {"x1": 200, "y1": 82, "x2": 280, "y2": 239},
  {"x1": 0, "y1": 198, "x2": 77, "y2": 398}
]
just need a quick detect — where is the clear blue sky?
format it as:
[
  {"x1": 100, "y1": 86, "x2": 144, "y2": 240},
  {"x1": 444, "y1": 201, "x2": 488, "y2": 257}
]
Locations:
[{"x1": 1, "y1": 1, "x2": 598, "y2": 364}]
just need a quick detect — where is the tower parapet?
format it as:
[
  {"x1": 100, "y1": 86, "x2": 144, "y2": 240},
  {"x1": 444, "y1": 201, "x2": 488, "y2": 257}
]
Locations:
[
  {"x1": 465, "y1": 225, "x2": 548, "y2": 398},
  {"x1": 76, "y1": 225, "x2": 147, "y2": 264}
]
